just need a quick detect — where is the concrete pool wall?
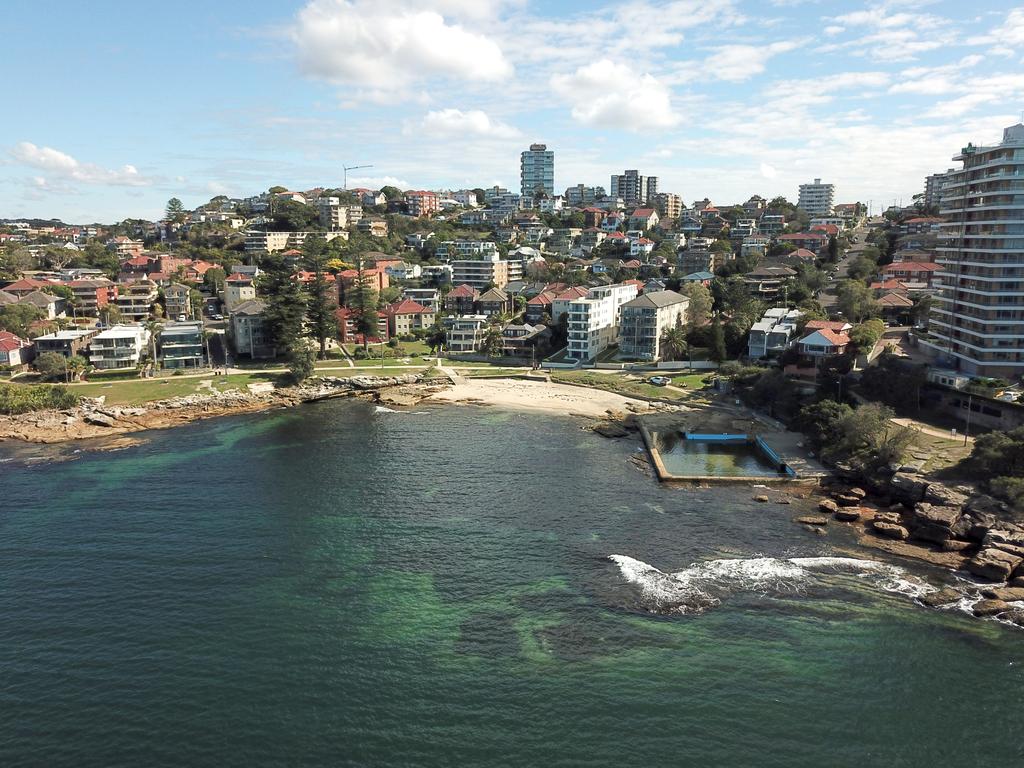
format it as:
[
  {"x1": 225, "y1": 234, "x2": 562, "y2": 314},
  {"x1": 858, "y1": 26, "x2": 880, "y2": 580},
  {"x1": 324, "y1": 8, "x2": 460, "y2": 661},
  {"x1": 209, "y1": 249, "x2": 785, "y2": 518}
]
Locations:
[{"x1": 639, "y1": 425, "x2": 799, "y2": 483}]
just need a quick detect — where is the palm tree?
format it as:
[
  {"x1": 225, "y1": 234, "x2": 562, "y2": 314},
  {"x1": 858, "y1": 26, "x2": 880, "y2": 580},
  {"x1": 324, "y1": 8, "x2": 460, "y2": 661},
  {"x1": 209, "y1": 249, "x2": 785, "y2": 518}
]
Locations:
[{"x1": 660, "y1": 327, "x2": 689, "y2": 362}]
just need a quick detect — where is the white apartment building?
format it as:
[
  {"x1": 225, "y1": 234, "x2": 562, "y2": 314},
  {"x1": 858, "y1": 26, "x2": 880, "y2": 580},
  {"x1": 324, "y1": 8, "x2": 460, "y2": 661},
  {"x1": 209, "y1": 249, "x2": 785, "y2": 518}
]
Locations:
[
  {"x1": 565, "y1": 283, "x2": 640, "y2": 361},
  {"x1": 435, "y1": 240, "x2": 498, "y2": 260},
  {"x1": 244, "y1": 230, "x2": 348, "y2": 254},
  {"x1": 88, "y1": 324, "x2": 151, "y2": 370},
  {"x1": 923, "y1": 123, "x2": 1024, "y2": 378},
  {"x1": 924, "y1": 169, "x2": 956, "y2": 209},
  {"x1": 797, "y1": 178, "x2": 835, "y2": 217},
  {"x1": 618, "y1": 290, "x2": 690, "y2": 361},
  {"x1": 451, "y1": 258, "x2": 510, "y2": 290},
  {"x1": 442, "y1": 315, "x2": 489, "y2": 353}
]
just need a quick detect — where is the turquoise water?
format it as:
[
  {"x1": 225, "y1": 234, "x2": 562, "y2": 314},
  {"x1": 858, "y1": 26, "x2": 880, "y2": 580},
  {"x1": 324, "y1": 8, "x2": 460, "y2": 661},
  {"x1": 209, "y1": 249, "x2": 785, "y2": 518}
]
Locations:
[
  {"x1": 1, "y1": 401, "x2": 1022, "y2": 766},
  {"x1": 653, "y1": 430, "x2": 782, "y2": 477}
]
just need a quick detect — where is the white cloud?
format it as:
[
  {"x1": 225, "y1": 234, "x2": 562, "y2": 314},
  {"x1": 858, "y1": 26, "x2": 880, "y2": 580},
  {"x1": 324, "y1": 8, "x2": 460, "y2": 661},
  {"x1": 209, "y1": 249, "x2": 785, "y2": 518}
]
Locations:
[
  {"x1": 967, "y1": 8, "x2": 1024, "y2": 48},
  {"x1": 347, "y1": 175, "x2": 412, "y2": 190},
  {"x1": 760, "y1": 162, "x2": 778, "y2": 179},
  {"x1": 292, "y1": 0, "x2": 512, "y2": 95},
  {"x1": 762, "y1": 71, "x2": 890, "y2": 107},
  {"x1": 889, "y1": 55, "x2": 983, "y2": 95},
  {"x1": 706, "y1": 39, "x2": 803, "y2": 82},
  {"x1": 550, "y1": 60, "x2": 680, "y2": 130},
  {"x1": 411, "y1": 108, "x2": 520, "y2": 139},
  {"x1": 10, "y1": 142, "x2": 152, "y2": 186}
]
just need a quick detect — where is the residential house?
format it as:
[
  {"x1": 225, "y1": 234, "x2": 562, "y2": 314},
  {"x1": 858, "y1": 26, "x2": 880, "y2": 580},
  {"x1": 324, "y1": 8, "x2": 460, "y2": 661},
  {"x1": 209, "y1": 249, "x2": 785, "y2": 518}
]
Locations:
[
  {"x1": 66, "y1": 279, "x2": 116, "y2": 317},
  {"x1": 476, "y1": 288, "x2": 511, "y2": 316},
  {"x1": 115, "y1": 280, "x2": 158, "y2": 322},
  {"x1": 681, "y1": 271, "x2": 715, "y2": 287},
  {"x1": 618, "y1": 290, "x2": 690, "y2": 362},
  {"x1": 630, "y1": 237, "x2": 656, "y2": 259},
  {"x1": 405, "y1": 190, "x2": 440, "y2": 217},
  {"x1": 777, "y1": 232, "x2": 829, "y2": 253},
  {"x1": 338, "y1": 267, "x2": 389, "y2": 303},
  {"x1": 525, "y1": 291, "x2": 555, "y2": 323},
  {"x1": 385, "y1": 262, "x2": 422, "y2": 281},
  {"x1": 2, "y1": 278, "x2": 55, "y2": 296},
  {"x1": 442, "y1": 315, "x2": 488, "y2": 353},
  {"x1": 159, "y1": 321, "x2": 205, "y2": 369},
  {"x1": 601, "y1": 212, "x2": 625, "y2": 232},
  {"x1": 17, "y1": 290, "x2": 65, "y2": 320},
  {"x1": 382, "y1": 299, "x2": 435, "y2": 337},
  {"x1": 405, "y1": 231, "x2": 435, "y2": 250},
  {"x1": 629, "y1": 208, "x2": 660, "y2": 231},
  {"x1": 743, "y1": 266, "x2": 797, "y2": 301},
  {"x1": 565, "y1": 283, "x2": 640, "y2": 361},
  {"x1": 759, "y1": 214, "x2": 785, "y2": 236},
  {"x1": 231, "y1": 300, "x2": 276, "y2": 358},
  {"x1": 401, "y1": 288, "x2": 439, "y2": 313},
  {"x1": 164, "y1": 283, "x2": 193, "y2": 320},
  {"x1": 445, "y1": 285, "x2": 480, "y2": 314},
  {"x1": 224, "y1": 273, "x2": 257, "y2": 312},
  {"x1": 747, "y1": 308, "x2": 803, "y2": 360},
  {"x1": 0, "y1": 289, "x2": 18, "y2": 306},
  {"x1": 797, "y1": 328, "x2": 850, "y2": 360},
  {"x1": 878, "y1": 292, "x2": 914, "y2": 322},
  {"x1": 357, "y1": 218, "x2": 388, "y2": 237},
  {"x1": 741, "y1": 234, "x2": 771, "y2": 258},
  {"x1": 33, "y1": 329, "x2": 97, "y2": 358},
  {"x1": 501, "y1": 323, "x2": 550, "y2": 359},
  {"x1": 88, "y1": 325, "x2": 150, "y2": 371},
  {"x1": 881, "y1": 261, "x2": 941, "y2": 287},
  {"x1": 0, "y1": 331, "x2": 33, "y2": 368},
  {"x1": 804, "y1": 320, "x2": 852, "y2": 334}
]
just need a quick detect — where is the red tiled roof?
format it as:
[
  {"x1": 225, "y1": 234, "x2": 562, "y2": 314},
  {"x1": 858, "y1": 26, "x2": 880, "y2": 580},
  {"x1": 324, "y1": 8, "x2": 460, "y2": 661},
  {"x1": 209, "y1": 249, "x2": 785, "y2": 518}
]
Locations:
[
  {"x1": 385, "y1": 298, "x2": 430, "y2": 315},
  {"x1": 631, "y1": 208, "x2": 656, "y2": 217},
  {"x1": 3, "y1": 278, "x2": 53, "y2": 291},
  {"x1": 804, "y1": 320, "x2": 850, "y2": 332},
  {"x1": 527, "y1": 293, "x2": 553, "y2": 305},
  {"x1": 790, "y1": 248, "x2": 817, "y2": 259},
  {"x1": 883, "y1": 261, "x2": 941, "y2": 272},
  {"x1": 447, "y1": 284, "x2": 479, "y2": 298},
  {"x1": 555, "y1": 287, "x2": 589, "y2": 300},
  {"x1": 0, "y1": 331, "x2": 29, "y2": 353},
  {"x1": 878, "y1": 292, "x2": 914, "y2": 307},
  {"x1": 818, "y1": 329, "x2": 850, "y2": 345},
  {"x1": 778, "y1": 232, "x2": 828, "y2": 241},
  {"x1": 226, "y1": 272, "x2": 251, "y2": 282}
]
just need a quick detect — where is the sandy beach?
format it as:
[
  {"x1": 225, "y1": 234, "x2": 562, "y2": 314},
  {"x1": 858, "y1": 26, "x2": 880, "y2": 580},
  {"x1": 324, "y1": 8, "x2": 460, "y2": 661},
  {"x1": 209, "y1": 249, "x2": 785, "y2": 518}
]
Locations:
[{"x1": 425, "y1": 376, "x2": 658, "y2": 418}]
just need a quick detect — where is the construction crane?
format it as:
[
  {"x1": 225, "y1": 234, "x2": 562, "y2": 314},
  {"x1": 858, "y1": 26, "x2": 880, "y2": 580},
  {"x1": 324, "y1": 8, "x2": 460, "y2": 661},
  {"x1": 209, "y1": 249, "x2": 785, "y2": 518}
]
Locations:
[{"x1": 343, "y1": 164, "x2": 373, "y2": 190}]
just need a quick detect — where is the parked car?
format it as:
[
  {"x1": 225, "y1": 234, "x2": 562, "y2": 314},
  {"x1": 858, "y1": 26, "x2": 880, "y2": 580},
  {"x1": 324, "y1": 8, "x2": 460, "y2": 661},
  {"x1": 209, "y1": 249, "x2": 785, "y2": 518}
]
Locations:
[
  {"x1": 177, "y1": 314, "x2": 187, "y2": 322},
  {"x1": 211, "y1": 314, "x2": 224, "y2": 320},
  {"x1": 648, "y1": 376, "x2": 671, "y2": 387}
]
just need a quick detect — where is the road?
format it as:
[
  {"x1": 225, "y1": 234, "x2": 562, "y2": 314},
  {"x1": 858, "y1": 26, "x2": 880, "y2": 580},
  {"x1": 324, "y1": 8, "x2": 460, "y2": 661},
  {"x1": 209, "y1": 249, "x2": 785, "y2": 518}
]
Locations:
[{"x1": 817, "y1": 223, "x2": 870, "y2": 313}]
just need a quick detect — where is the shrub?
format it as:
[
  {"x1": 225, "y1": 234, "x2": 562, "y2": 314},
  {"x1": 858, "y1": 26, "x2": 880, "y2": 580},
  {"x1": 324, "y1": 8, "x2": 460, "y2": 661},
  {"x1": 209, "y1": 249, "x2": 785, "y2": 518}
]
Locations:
[{"x1": 0, "y1": 383, "x2": 80, "y2": 415}]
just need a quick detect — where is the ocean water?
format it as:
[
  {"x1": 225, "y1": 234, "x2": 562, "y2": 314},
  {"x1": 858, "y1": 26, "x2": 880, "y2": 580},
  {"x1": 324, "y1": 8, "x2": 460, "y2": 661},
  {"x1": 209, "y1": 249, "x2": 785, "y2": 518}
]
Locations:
[{"x1": 1, "y1": 400, "x2": 1022, "y2": 767}]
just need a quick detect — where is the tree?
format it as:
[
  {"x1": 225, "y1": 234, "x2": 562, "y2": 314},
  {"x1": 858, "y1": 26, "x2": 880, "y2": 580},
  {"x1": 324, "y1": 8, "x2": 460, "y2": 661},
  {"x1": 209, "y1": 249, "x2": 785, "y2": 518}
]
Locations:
[
  {"x1": 348, "y1": 253, "x2": 379, "y2": 353},
  {"x1": 910, "y1": 294, "x2": 932, "y2": 327},
  {"x1": 204, "y1": 267, "x2": 226, "y2": 294},
  {"x1": 379, "y1": 185, "x2": 403, "y2": 201},
  {"x1": 660, "y1": 327, "x2": 689, "y2": 362},
  {"x1": 258, "y1": 255, "x2": 306, "y2": 356},
  {"x1": 34, "y1": 352, "x2": 87, "y2": 382},
  {"x1": 481, "y1": 324, "x2": 504, "y2": 357},
  {"x1": 268, "y1": 185, "x2": 288, "y2": 194},
  {"x1": 165, "y1": 198, "x2": 186, "y2": 224},
  {"x1": 678, "y1": 282, "x2": 712, "y2": 326},
  {"x1": 709, "y1": 315, "x2": 727, "y2": 362},
  {"x1": 287, "y1": 339, "x2": 316, "y2": 384},
  {"x1": 836, "y1": 280, "x2": 879, "y2": 322},
  {"x1": 794, "y1": 400, "x2": 855, "y2": 452},
  {"x1": 848, "y1": 318, "x2": 886, "y2": 353},
  {"x1": 271, "y1": 200, "x2": 319, "y2": 232},
  {"x1": 426, "y1": 324, "x2": 447, "y2": 354},
  {"x1": 302, "y1": 236, "x2": 339, "y2": 359},
  {"x1": 0, "y1": 246, "x2": 33, "y2": 278},
  {"x1": 0, "y1": 304, "x2": 45, "y2": 338}
]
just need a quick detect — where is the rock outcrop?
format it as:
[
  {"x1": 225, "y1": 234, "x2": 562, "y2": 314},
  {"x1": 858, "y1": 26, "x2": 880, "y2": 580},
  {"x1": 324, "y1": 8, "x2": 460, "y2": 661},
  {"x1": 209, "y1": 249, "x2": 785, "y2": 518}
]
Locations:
[{"x1": 967, "y1": 548, "x2": 1024, "y2": 582}]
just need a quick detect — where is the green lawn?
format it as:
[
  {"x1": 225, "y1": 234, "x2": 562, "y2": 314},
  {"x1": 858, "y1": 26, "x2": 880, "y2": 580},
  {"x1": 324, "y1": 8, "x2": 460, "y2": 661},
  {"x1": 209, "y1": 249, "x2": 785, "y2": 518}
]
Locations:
[
  {"x1": 69, "y1": 372, "x2": 283, "y2": 405},
  {"x1": 549, "y1": 371, "x2": 692, "y2": 401},
  {"x1": 670, "y1": 373, "x2": 713, "y2": 389},
  {"x1": 343, "y1": 340, "x2": 434, "y2": 360}
]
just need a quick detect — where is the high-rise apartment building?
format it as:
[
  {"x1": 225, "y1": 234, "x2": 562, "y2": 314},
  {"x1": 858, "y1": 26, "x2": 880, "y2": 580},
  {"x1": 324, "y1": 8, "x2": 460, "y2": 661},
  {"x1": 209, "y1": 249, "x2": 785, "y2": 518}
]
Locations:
[
  {"x1": 652, "y1": 192, "x2": 682, "y2": 220},
  {"x1": 797, "y1": 178, "x2": 835, "y2": 217},
  {"x1": 521, "y1": 143, "x2": 554, "y2": 200},
  {"x1": 610, "y1": 170, "x2": 657, "y2": 206},
  {"x1": 923, "y1": 123, "x2": 1024, "y2": 378},
  {"x1": 924, "y1": 169, "x2": 956, "y2": 210}
]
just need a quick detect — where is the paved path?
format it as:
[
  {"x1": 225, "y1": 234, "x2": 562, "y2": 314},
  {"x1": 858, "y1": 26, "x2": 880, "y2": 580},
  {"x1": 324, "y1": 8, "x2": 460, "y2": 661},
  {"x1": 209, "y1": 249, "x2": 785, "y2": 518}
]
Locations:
[{"x1": 891, "y1": 417, "x2": 975, "y2": 445}]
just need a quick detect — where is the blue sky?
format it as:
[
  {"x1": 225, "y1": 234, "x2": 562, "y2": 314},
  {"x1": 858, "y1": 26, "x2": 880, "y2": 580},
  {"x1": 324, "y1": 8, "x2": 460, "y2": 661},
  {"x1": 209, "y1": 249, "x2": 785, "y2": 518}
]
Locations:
[{"x1": 3, "y1": 0, "x2": 1023, "y2": 222}]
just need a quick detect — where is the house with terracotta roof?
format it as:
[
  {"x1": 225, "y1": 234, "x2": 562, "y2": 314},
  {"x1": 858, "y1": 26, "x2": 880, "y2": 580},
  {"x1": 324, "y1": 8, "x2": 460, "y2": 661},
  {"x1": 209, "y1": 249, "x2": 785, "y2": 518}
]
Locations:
[
  {"x1": 788, "y1": 247, "x2": 818, "y2": 261},
  {"x1": 630, "y1": 237, "x2": 656, "y2": 259},
  {"x1": 382, "y1": 299, "x2": 434, "y2": 336},
  {"x1": 877, "y1": 291, "x2": 914, "y2": 322},
  {"x1": 797, "y1": 328, "x2": 850, "y2": 359},
  {"x1": 444, "y1": 284, "x2": 479, "y2": 315},
  {"x1": 476, "y1": 288, "x2": 511, "y2": 317},
  {"x1": 2, "y1": 278, "x2": 55, "y2": 296},
  {"x1": 224, "y1": 273, "x2": 256, "y2": 311},
  {"x1": 881, "y1": 261, "x2": 941, "y2": 287},
  {"x1": 777, "y1": 232, "x2": 829, "y2": 252},
  {"x1": 525, "y1": 291, "x2": 555, "y2": 324},
  {"x1": 804, "y1": 319, "x2": 852, "y2": 333},
  {"x1": 629, "y1": 208, "x2": 660, "y2": 231},
  {"x1": 0, "y1": 331, "x2": 33, "y2": 368}
]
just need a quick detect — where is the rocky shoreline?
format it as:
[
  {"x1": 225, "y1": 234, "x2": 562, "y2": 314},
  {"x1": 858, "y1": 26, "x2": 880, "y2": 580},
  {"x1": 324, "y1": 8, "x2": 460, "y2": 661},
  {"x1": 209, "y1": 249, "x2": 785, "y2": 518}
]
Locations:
[
  {"x1": 0, "y1": 374, "x2": 449, "y2": 445},
  {"x1": 810, "y1": 466, "x2": 1024, "y2": 627}
]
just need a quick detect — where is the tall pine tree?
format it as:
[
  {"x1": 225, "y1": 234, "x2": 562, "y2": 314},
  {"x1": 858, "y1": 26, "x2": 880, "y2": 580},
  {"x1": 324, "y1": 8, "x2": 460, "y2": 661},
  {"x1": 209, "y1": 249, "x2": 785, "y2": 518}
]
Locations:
[
  {"x1": 348, "y1": 252, "x2": 379, "y2": 353},
  {"x1": 258, "y1": 254, "x2": 306, "y2": 357},
  {"x1": 303, "y1": 236, "x2": 338, "y2": 359}
]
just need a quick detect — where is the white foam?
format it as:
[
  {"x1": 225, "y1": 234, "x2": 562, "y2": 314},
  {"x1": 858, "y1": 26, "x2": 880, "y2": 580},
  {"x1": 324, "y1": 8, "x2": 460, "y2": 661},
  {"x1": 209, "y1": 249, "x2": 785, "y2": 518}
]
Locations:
[
  {"x1": 373, "y1": 406, "x2": 398, "y2": 413},
  {"x1": 610, "y1": 553, "x2": 936, "y2": 612}
]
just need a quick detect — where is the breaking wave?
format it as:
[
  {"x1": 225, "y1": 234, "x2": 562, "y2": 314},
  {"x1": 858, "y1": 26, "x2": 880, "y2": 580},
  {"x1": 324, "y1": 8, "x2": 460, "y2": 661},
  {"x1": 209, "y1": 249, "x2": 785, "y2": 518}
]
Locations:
[{"x1": 608, "y1": 554, "x2": 934, "y2": 615}]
